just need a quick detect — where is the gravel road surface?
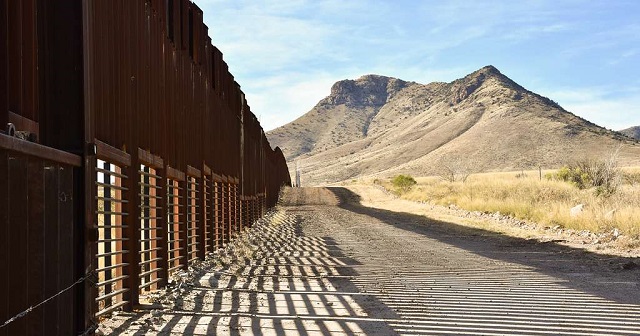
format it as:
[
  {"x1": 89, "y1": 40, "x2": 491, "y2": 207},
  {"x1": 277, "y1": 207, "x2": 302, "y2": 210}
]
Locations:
[{"x1": 101, "y1": 186, "x2": 640, "y2": 335}]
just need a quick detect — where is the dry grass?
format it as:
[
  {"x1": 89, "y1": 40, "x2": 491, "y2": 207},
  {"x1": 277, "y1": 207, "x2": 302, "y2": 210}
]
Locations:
[{"x1": 382, "y1": 168, "x2": 640, "y2": 238}]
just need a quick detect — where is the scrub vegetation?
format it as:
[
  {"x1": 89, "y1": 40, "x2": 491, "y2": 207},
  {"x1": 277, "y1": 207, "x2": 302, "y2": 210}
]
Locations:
[{"x1": 382, "y1": 167, "x2": 640, "y2": 238}]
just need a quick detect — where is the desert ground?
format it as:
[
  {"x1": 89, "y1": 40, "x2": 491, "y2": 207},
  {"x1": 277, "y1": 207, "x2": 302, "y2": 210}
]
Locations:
[{"x1": 100, "y1": 186, "x2": 640, "y2": 335}]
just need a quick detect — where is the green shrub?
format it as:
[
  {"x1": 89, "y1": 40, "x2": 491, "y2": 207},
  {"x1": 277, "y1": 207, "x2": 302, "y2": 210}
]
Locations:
[
  {"x1": 549, "y1": 165, "x2": 590, "y2": 189},
  {"x1": 392, "y1": 174, "x2": 417, "y2": 193},
  {"x1": 547, "y1": 158, "x2": 621, "y2": 196}
]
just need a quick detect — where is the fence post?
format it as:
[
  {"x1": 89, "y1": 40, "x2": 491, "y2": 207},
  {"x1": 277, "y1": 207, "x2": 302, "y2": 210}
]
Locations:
[{"x1": 82, "y1": 0, "x2": 97, "y2": 329}]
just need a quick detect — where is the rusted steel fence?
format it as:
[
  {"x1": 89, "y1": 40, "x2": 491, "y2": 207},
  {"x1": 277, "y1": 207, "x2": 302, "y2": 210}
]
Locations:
[
  {"x1": 0, "y1": 0, "x2": 291, "y2": 334},
  {"x1": 0, "y1": 136, "x2": 83, "y2": 336}
]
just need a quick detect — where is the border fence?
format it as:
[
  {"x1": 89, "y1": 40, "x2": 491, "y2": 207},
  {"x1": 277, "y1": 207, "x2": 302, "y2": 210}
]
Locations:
[{"x1": 0, "y1": 1, "x2": 291, "y2": 335}]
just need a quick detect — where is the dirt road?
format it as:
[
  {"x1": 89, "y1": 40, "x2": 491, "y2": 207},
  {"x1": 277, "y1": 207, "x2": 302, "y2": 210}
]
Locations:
[{"x1": 102, "y1": 186, "x2": 640, "y2": 335}]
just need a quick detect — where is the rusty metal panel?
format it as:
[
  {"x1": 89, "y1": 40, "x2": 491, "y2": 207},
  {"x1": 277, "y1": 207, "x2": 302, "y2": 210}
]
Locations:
[
  {"x1": 42, "y1": 158, "x2": 60, "y2": 333},
  {"x1": 0, "y1": 143, "x2": 81, "y2": 335},
  {"x1": 35, "y1": 1, "x2": 83, "y2": 151},
  {"x1": 57, "y1": 161, "x2": 75, "y2": 333},
  {"x1": 21, "y1": 0, "x2": 37, "y2": 123},
  {"x1": 7, "y1": 153, "x2": 31, "y2": 335},
  {"x1": 0, "y1": 150, "x2": 8, "y2": 336},
  {"x1": 179, "y1": 0, "x2": 189, "y2": 51},
  {"x1": 0, "y1": 0, "x2": 7, "y2": 131},
  {"x1": 7, "y1": 0, "x2": 22, "y2": 118},
  {"x1": 27, "y1": 158, "x2": 45, "y2": 335}
]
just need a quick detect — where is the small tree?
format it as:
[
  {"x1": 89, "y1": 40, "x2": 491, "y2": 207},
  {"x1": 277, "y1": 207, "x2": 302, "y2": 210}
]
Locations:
[
  {"x1": 437, "y1": 161, "x2": 471, "y2": 183},
  {"x1": 392, "y1": 174, "x2": 417, "y2": 193}
]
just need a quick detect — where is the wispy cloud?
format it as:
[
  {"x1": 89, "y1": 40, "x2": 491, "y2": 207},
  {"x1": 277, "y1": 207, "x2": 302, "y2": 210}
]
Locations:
[
  {"x1": 203, "y1": 6, "x2": 341, "y2": 74},
  {"x1": 538, "y1": 86, "x2": 640, "y2": 130},
  {"x1": 194, "y1": 0, "x2": 640, "y2": 131},
  {"x1": 502, "y1": 24, "x2": 570, "y2": 41},
  {"x1": 239, "y1": 70, "x2": 364, "y2": 131},
  {"x1": 607, "y1": 49, "x2": 639, "y2": 66}
]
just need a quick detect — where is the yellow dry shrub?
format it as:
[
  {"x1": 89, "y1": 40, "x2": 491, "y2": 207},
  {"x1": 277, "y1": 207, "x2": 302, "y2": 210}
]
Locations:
[{"x1": 399, "y1": 169, "x2": 640, "y2": 238}]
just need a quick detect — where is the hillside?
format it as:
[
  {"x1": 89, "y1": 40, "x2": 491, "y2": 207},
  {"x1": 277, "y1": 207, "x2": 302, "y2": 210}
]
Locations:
[
  {"x1": 620, "y1": 126, "x2": 640, "y2": 140},
  {"x1": 267, "y1": 66, "x2": 640, "y2": 185}
]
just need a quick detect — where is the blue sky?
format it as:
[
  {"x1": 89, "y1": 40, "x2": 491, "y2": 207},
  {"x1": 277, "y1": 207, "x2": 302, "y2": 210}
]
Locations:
[{"x1": 194, "y1": 0, "x2": 640, "y2": 132}]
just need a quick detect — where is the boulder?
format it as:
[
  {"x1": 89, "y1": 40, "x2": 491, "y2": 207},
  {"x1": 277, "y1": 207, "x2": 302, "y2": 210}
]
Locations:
[{"x1": 570, "y1": 204, "x2": 584, "y2": 218}]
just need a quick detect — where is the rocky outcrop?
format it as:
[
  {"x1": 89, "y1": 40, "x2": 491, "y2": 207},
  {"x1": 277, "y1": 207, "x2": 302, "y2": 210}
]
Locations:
[{"x1": 325, "y1": 75, "x2": 411, "y2": 107}]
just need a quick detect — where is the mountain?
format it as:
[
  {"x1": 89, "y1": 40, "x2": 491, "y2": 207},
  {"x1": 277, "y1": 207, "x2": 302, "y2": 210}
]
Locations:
[
  {"x1": 620, "y1": 126, "x2": 640, "y2": 140},
  {"x1": 267, "y1": 66, "x2": 640, "y2": 185}
]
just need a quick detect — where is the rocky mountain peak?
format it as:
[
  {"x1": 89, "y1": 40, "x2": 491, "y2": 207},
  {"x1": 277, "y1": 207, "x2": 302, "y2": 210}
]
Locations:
[
  {"x1": 448, "y1": 65, "x2": 527, "y2": 104},
  {"x1": 476, "y1": 64, "x2": 501, "y2": 75},
  {"x1": 474, "y1": 65, "x2": 527, "y2": 91},
  {"x1": 326, "y1": 75, "x2": 410, "y2": 107}
]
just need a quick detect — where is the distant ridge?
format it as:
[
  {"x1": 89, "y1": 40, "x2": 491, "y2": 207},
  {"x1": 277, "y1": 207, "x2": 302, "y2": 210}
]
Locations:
[
  {"x1": 620, "y1": 126, "x2": 640, "y2": 140},
  {"x1": 267, "y1": 66, "x2": 640, "y2": 185}
]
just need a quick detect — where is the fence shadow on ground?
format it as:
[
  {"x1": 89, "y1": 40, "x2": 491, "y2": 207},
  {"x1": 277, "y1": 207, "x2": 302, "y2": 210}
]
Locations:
[
  {"x1": 324, "y1": 186, "x2": 640, "y2": 335},
  {"x1": 103, "y1": 212, "x2": 399, "y2": 335}
]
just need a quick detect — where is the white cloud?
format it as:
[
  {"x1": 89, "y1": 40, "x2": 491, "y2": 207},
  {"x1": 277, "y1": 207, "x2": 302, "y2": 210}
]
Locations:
[
  {"x1": 241, "y1": 71, "x2": 361, "y2": 131},
  {"x1": 502, "y1": 23, "x2": 570, "y2": 41},
  {"x1": 538, "y1": 87, "x2": 640, "y2": 130},
  {"x1": 202, "y1": 11, "x2": 341, "y2": 74}
]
